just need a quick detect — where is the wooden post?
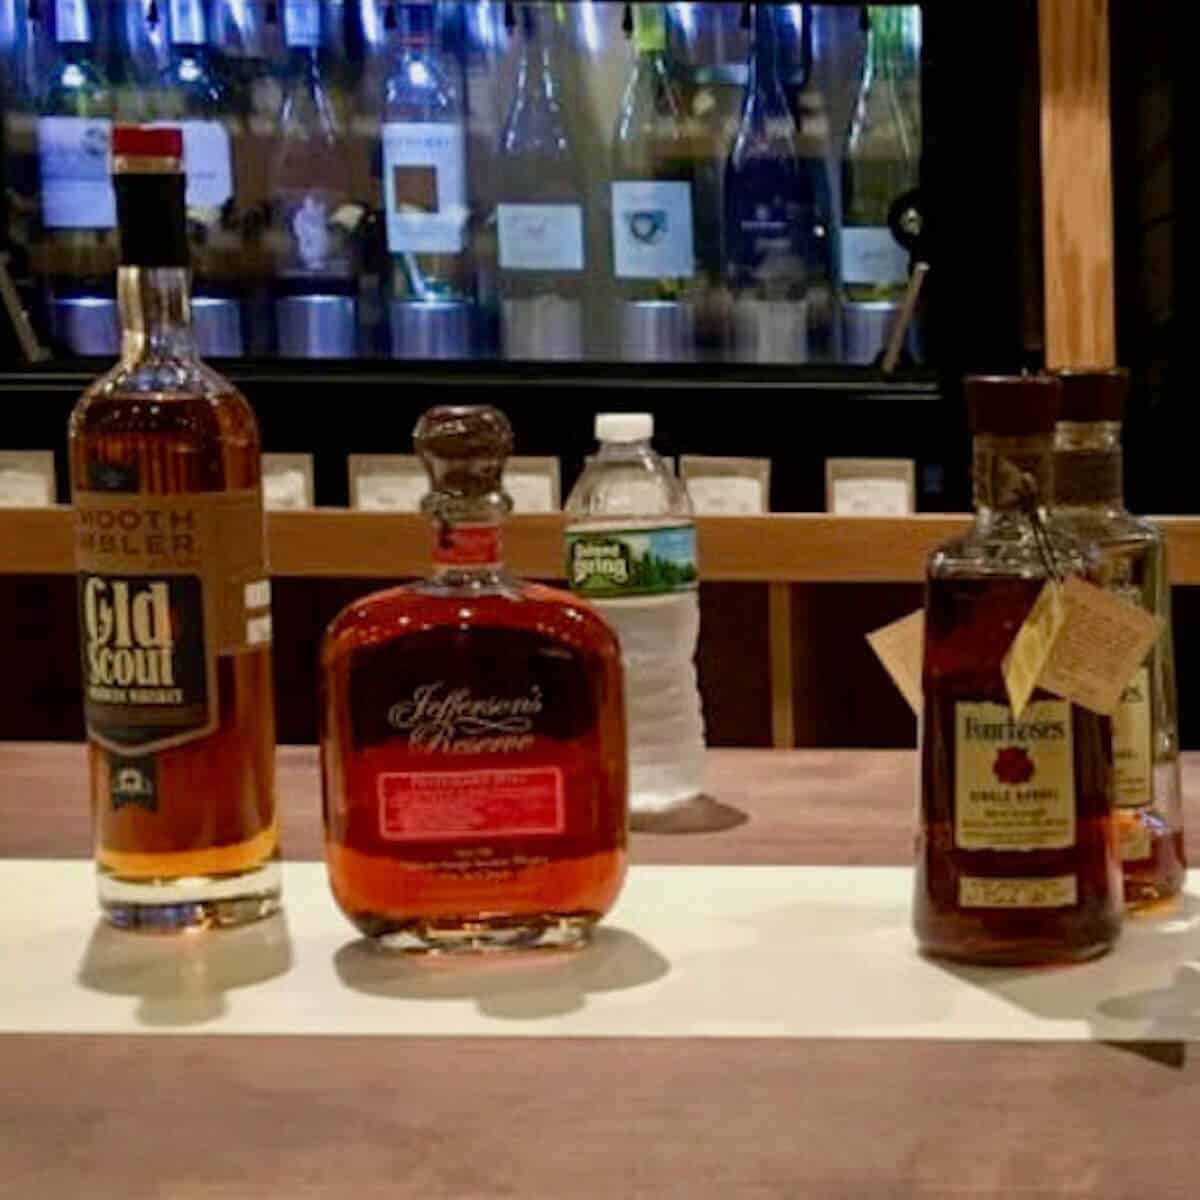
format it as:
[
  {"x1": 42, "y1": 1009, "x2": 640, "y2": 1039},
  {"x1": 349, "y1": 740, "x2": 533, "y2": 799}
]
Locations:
[{"x1": 1039, "y1": 0, "x2": 1116, "y2": 368}]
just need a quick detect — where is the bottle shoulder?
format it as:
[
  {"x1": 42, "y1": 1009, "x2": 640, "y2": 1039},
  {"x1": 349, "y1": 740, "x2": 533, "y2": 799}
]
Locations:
[
  {"x1": 1053, "y1": 506, "x2": 1163, "y2": 552},
  {"x1": 928, "y1": 516, "x2": 1094, "y2": 582},
  {"x1": 323, "y1": 578, "x2": 621, "y2": 666}
]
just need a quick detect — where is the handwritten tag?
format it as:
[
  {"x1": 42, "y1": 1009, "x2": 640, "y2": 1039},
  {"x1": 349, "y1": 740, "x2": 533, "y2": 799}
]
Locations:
[
  {"x1": 1002, "y1": 577, "x2": 1161, "y2": 718},
  {"x1": 867, "y1": 609, "x2": 924, "y2": 716}
]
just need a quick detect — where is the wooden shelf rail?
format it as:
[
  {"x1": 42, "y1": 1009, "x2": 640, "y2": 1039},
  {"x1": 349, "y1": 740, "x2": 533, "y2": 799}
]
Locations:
[{"x1": 6, "y1": 508, "x2": 1200, "y2": 585}]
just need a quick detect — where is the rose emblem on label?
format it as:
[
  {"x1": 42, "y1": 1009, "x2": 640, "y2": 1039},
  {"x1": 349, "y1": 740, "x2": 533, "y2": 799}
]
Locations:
[{"x1": 993, "y1": 745, "x2": 1035, "y2": 786}]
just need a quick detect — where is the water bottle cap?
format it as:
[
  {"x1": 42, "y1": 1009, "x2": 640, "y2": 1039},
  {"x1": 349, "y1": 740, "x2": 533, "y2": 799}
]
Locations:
[{"x1": 596, "y1": 413, "x2": 653, "y2": 443}]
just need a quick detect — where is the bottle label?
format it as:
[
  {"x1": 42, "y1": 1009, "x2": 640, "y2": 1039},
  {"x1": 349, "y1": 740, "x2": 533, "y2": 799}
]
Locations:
[
  {"x1": 497, "y1": 203, "x2": 584, "y2": 272},
  {"x1": 382, "y1": 121, "x2": 468, "y2": 255},
  {"x1": 841, "y1": 225, "x2": 908, "y2": 287},
  {"x1": 1112, "y1": 665, "x2": 1152, "y2": 809},
  {"x1": 611, "y1": 180, "x2": 695, "y2": 281},
  {"x1": 1119, "y1": 813, "x2": 1152, "y2": 863},
  {"x1": 147, "y1": 121, "x2": 233, "y2": 212},
  {"x1": 953, "y1": 699, "x2": 1076, "y2": 852},
  {"x1": 958, "y1": 875, "x2": 1078, "y2": 909},
  {"x1": 565, "y1": 525, "x2": 698, "y2": 599},
  {"x1": 37, "y1": 117, "x2": 117, "y2": 230},
  {"x1": 73, "y1": 490, "x2": 270, "y2": 755},
  {"x1": 431, "y1": 523, "x2": 502, "y2": 568},
  {"x1": 275, "y1": 190, "x2": 353, "y2": 277},
  {"x1": 108, "y1": 752, "x2": 159, "y2": 813},
  {"x1": 284, "y1": 0, "x2": 320, "y2": 47},
  {"x1": 378, "y1": 766, "x2": 565, "y2": 841}
]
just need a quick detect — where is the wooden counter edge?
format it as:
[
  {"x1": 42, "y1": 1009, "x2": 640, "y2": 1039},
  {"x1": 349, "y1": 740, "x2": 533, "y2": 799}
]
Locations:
[{"x1": 7, "y1": 507, "x2": 1200, "y2": 585}]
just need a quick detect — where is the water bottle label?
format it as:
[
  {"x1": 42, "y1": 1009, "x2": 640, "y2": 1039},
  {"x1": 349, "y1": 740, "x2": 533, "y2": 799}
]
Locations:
[
  {"x1": 497, "y1": 203, "x2": 584, "y2": 272},
  {"x1": 149, "y1": 121, "x2": 233, "y2": 212},
  {"x1": 382, "y1": 122, "x2": 468, "y2": 255},
  {"x1": 611, "y1": 180, "x2": 695, "y2": 281},
  {"x1": 841, "y1": 225, "x2": 908, "y2": 286},
  {"x1": 37, "y1": 117, "x2": 116, "y2": 229},
  {"x1": 565, "y1": 525, "x2": 698, "y2": 599}
]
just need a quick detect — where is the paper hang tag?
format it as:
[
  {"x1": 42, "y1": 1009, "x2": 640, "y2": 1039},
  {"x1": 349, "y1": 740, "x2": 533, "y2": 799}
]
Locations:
[
  {"x1": 867, "y1": 609, "x2": 924, "y2": 716},
  {"x1": 1002, "y1": 576, "x2": 1162, "y2": 719}
]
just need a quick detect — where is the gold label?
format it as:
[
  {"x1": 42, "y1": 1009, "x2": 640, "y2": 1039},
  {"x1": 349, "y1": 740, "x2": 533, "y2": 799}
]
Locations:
[
  {"x1": 1112, "y1": 665, "x2": 1152, "y2": 810},
  {"x1": 73, "y1": 489, "x2": 268, "y2": 755},
  {"x1": 959, "y1": 875, "x2": 1078, "y2": 909},
  {"x1": 954, "y1": 700, "x2": 1075, "y2": 852},
  {"x1": 1119, "y1": 812, "x2": 1153, "y2": 863}
]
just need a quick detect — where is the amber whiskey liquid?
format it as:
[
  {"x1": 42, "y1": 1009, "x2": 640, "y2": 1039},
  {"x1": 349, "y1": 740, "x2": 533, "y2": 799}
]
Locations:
[{"x1": 69, "y1": 126, "x2": 279, "y2": 930}]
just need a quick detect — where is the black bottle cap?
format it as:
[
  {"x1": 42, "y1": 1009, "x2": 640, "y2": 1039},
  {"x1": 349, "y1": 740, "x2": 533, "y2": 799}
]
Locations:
[
  {"x1": 966, "y1": 374, "x2": 1061, "y2": 437},
  {"x1": 1056, "y1": 367, "x2": 1129, "y2": 423},
  {"x1": 414, "y1": 406, "x2": 513, "y2": 499},
  {"x1": 112, "y1": 125, "x2": 189, "y2": 270}
]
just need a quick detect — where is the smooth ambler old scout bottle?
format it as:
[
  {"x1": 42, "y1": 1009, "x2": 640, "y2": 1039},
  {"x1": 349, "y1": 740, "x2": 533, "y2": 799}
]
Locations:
[
  {"x1": 914, "y1": 375, "x2": 1122, "y2": 965},
  {"x1": 69, "y1": 125, "x2": 279, "y2": 930}
]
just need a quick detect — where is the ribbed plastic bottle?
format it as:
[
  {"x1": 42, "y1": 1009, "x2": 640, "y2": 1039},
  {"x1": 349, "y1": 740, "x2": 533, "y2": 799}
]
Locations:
[{"x1": 565, "y1": 413, "x2": 706, "y2": 816}]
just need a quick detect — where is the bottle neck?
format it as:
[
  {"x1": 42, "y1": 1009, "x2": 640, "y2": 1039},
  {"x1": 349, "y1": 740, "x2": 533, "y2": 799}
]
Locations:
[
  {"x1": 748, "y1": 4, "x2": 784, "y2": 108},
  {"x1": 168, "y1": 0, "x2": 205, "y2": 46},
  {"x1": 518, "y1": 9, "x2": 556, "y2": 101},
  {"x1": 117, "y1": 267, "x2": 197, "y2": 362},
  {"x1": 398, "y1": 2, "x2": 435, "y2": 51},
  {"x1": 972, "y1": 433, "x2": 1053, "y2": 517},
  {"x1": 1054, "y1": 420, "x2": 1125, "y2": 511},
  {"x1": 54, "y1": 0, "x2": 89, "y2": 43},
  {"x1": 633, "y1": 3, "x2": 666, "y2": 59},
  {"x1": 428, "y1": 499, "x2": 507, "y2": 583}
]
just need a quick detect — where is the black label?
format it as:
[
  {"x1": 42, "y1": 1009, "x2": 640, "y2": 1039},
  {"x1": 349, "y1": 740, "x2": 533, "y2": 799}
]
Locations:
[
  {"x1": 349, "y1": 627, "x2": 597, "y2": 753},
  {"x1": 77, "y1": 573, "x2": 211, "y2": 751},
  {"x1": 87, "y1": 460, "x2": 140, "y2": 493},
  {"x1": 109, "y1": 753, "x2": 158, "y2": 812}
]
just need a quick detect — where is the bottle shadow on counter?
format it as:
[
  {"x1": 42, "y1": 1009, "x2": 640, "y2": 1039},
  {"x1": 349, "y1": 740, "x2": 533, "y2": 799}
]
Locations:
[
  {"x1": 927, "y1": 894, "x2": 1200, "y2": 1050},
  {"x1": 76, "y1": 914, "x2": 294, "y2": 1028},
  {"x1": 333, "y1": 926, "x2": 671, "y2": 1022},
  {"x1": 632, "y1": 794, "x2": 748, "y2": 836}
]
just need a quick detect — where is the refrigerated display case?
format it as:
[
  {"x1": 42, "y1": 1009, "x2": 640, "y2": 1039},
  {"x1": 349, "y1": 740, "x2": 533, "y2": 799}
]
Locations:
[{"x1": 1, "y1": 1, "x2": 1043, "y2": 511}]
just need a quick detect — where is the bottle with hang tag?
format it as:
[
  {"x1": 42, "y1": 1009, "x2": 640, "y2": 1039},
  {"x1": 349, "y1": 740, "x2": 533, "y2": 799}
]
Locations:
[{"x1": 915, "y1": 374, "x2": 1122, "y2": 965}]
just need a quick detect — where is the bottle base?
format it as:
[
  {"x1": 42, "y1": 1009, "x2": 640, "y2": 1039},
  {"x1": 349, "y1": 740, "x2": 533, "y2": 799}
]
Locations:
[
  {"x1": 917, "y1": 936, "x2": 1116, "y2": 968},
  {"x1": 98, "y1": 860, "x2": 282, "y2": 932},
  {"x1": 352, "y1": 912, "x2": 600, "y2": 955}
]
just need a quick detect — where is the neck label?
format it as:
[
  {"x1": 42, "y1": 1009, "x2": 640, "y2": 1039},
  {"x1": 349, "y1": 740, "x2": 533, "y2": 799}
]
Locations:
[
  {"x1": 432, "y1": 523, "x2": 502, "y2": 567},
  {"x1": 1054, "y1": 449, "x2": 1123, "y2": 507}
]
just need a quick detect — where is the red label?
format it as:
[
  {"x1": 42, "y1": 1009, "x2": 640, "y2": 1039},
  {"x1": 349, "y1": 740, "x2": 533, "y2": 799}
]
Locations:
[
  {"x1": 377, "y1": 767, "x2": 565, "y2": 841},
  {"x1": 432, "y1": 524, "x2": 502, "y2": 567}
]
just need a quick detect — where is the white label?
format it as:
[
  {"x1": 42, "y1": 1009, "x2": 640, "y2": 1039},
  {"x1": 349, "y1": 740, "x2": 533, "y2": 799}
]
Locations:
[
  {"x1": 497, "y1": 203, "x2": 584, "y2": 272},
  {"x1": 382, "y1": 122, "x2": 468, "y2": 255},
  {"x1": 504, "y1": 472, "x2": 555, "y2": 514},
  {"x1": 155, "y1": 121, "x2": 233, "y2": 212},
  {"x1": 841, "y1": 226, "x2": 908, "y2": 287},
  {"x1": 0, "y1": 469, "x2": 52, "y2": 507},
  {"x1": 38, "y1": 118, "x2": 116, "y2": 230},
  {"x1": 611, "y1": 180, "x2": 695, "y2": 280},
  {"x1": 959, "y1": 875, "x2": 1078, "y2": 909},
  {"x1": 263, "y1": 469, "x2": 309, "y2": 511},
  {"x1": 831, "y1": 477, "x2": 911, "y2": 516},
  {"x1": 356, "y1": 474, "x2": 426, "y2": 512},
  {"x1": 1112, "y1": 665, "x2": 1153, "y2": 809},
  {"x1": 687, "y1": 476, "x2": 764, "y2": 516},
  {"x1": 284, "y1": 0, "x2": 320, "y2": 47},
  {"x1": 246, "y1": 614, "x2": 273, "y2": 646},
  {"x1": 244, "y1": 580, "x2": 272, "y2": 610},
  {"x1": 954, "y1": 700, "x2": 1075, "y2": 853}
]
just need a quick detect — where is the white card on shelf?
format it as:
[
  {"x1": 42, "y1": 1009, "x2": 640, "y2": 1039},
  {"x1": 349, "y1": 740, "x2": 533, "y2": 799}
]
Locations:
[
  {"x1": 262, "y1": 453, "x2": 314, "y2": 511},
  {"x1": 0, "y1": 451, "x2": 56, "y2": 508},
  {"x1": 680, "y1": 457, "x2": 770, "y2": 515},
  {"x1": 826, "y1": 459, "x2": 916, "y2": 516},
  {"x1": 504, "y1": 457, "x2": 561, "y2": 514},
  {"x1": 349, "y1": 455, "x2": 427, "y2": 513}
]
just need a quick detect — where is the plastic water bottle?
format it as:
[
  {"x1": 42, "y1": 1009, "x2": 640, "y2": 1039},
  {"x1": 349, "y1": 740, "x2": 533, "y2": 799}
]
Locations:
[{"x1": 565, "y1": 413, "x2": 706, "y2": 815}]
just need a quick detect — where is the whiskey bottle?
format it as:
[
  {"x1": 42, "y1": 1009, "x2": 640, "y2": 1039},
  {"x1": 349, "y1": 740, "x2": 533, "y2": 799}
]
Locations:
[
  {"x1": 915, "y1": 374, "x2": 1122, "y2": 964},
  {"x1": 1053, "y1": 367, "x2": 1186, "y2": 907},
  {"x1": 320, "y1": 405, "x2": 628, "y2": 953},
  {"x1": 69, "y1": 125, "x2": 279, "y2": 930}
]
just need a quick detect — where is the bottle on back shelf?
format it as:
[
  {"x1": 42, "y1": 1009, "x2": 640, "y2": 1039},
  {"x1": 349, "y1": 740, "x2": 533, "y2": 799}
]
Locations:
[
  {"x1": 320, "y1": 405, "x2": 628, "y2": 953},
  {"x1": 270, "y1": 0, "x2": 362, "y2": 356},
  {"x1": 495, "y1": 1, "x2": 586, "y2": 361},
  {"x1": 610, "y1": 1, "x2": 698, "y2": 362},
  {"x1": 723, "y1": 1, "x2": 810, "y2": 364},
  {"x1": 381, "y1": 0, "x2": 475, "y2": 358},
  {"x1": 915, "y1": 374, "x2": 1122, "y2": 965},
  {"x1": 37, "y1": 0, "x2": 119, "y2": 352},
  {"x1": 112, "y1": 0, "x2": 170, "y2": 120},
  {"x1": 1052, "y1": 368, "x2": 1186, "y2": 908},
  {"x1": 840, "y1": 5, "x2": 919, "y2": 363},
  {"x1": 68, "y1": 124, "x2": 279, "y2": 931},
  {"x1": 565, "y1": 413, "x2": 706, "y2": 818}
]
